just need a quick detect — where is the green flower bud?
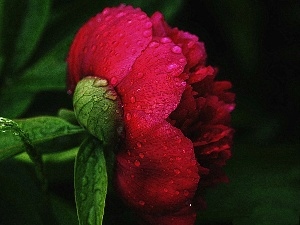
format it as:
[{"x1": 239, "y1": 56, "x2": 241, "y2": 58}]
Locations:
[{"x1": 73, "y1": 76, "x2": 124, "y2": 146}]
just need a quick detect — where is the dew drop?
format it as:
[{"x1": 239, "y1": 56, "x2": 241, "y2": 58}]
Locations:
[
  {"x1": 149, "y1": 41, "x2": 159, "y2": 48},
  {"x1": 167, "y1": 63, "x2": 179, "y2": 72},
  {"x1": 160, "y1": 37, "x2": 171, "y2": 43},
  {"x1": 116, "y1": 12, "x2": 126, "y2": 18},
  {"x1": 137, "y1": 72, "x2": 144, "y2": 78},
  {"x1": 139, "y1": 153, "x2": 144, "y2": 159},
  {"x1": 179, "y1": 58, "x2": 186, "y2": 63},
  {"x1": 102, "y1": 8, "x2": 110, "y2": 15},
  {"x1": 126, "y1": 113, "x2": 132, "y2": 121},
  {"x1": 143, "y1": 30, "x2": 152, "y2": 38},
  {"x1": 130, "y1": 96, "x2": 136, "y2": 103},
  {"x1": 176, "y1": 137, "x2": 182, "y2": 143},
  {"x1": 110, "y1": 77, "x2": 118, "y2": 85},
  {"x1": 91, "y1": 45, "x2": 97, "y2": 52},
  {"x1": 163, "y1": 188, "x2": 168, "y2": 193},
  {"x1": 176, "y1": 156, "x2": 182, "y2": 161},
  {"x1": 144, "y1": 21, "x2": 152, "y2": 29},
  {"x1": 136, "y1": 142, "x2": 142, "y2": 148},
  {"x1": 130, "y1": 174, "x2": 135, "y2": 178},
  {"x1": 183, "y1": 190, "x2": 189, "y2": 196},
  {"x1": 171, "y1": 45, "x2": 182, "y2": 54},
  {"x1": 174, "y1": 169, "x2": 181, "y2": 175},
  {"x1": 138, "y1": 200, "x2": 145, "y2": 206},
  {"x1": 175, "y1": 191, "x2": 180, "y2": 195},
  {"x1": 134, "y1": 160, "x2": 141, "y2": 167}
]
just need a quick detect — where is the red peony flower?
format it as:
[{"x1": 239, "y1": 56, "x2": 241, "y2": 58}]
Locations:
[{"x1": 67, "y1": 4, "x2": 235, "y2": 225}]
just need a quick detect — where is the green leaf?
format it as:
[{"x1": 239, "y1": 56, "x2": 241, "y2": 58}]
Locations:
[
  {"x1": 0, "y1": 116, "x2": 84, "y2": 161},
  {"x1": 11, "y1": 0, "x2": 51, "y2": 72},
  {"x1": 75, "y1": 137, "x2": 108, "y2": 225},
  {"x1": 0, "y1": 36, "x2": 71, "y2": 118}
]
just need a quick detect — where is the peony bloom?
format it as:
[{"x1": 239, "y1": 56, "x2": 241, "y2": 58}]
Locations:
[{"x1": 67, "y1": 4, "x2": 235, "y2": 225}]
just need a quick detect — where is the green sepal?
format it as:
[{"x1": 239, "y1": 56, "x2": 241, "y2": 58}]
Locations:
[
  {"x1": 75, "y1": 136, "x2": 108, "y2": 225},
  {"x1": 73, "y1": 76, "x2": 124, "y2": 146}
]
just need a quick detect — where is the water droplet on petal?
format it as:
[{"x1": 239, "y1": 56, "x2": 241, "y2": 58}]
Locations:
[
  {"x1": 171, "y1": 45, "x2": 182, "y2": 54},
  {"x1": 130, "y1": 96, "x2": 136, "y2": 103},
  {"x1": 167, "y1": 63, "x2": 179, "y2": 72},
  {"x1": 179, "y1": 58, "x2": 186, "y2": 63},
  {"x1": 143, "y1": 30, "x2": 152, "y2": 38},
  {"x1": 134, "y1": 160, "x2": 141, "y2": 167},
  {"x1": 149, "y1": 41, "x2": 159, "y2": 48},
  {"x1": 91, "y1": 45, "x2": 97, "y2": 52},
  {"x1": 174, "y1": 168, "x2": 181, "y2": 175},
  {"x1": 139, "y1": 13, "x2": 147, "y2": 19},
  {"x1": 163, "y1": 188, "x2": 168, "y2": 193},
  {"x1": 175, "y1": 191, "x2": 180, "y2": 195},
  {"x1": 160, "y1": 37, "x2": 172, "y2": 43},
  {"x1": 136, "y1": 142, "x2": 142, "y2": 148},
  {"x1": 139, "y1": 153, "x2": 144, "y2": 159},
  {"x1": 116, "y1": 12, "x2": 126, "y2": 18},
  {"x1": 137, "y1": 72, "x2": 144, "y2": 78},
  {"x1": 138, "y1": 200, "x2": 145, "y2": 206},
  {"x1": 110, "y1": 77, "x2": 118, "y2": 85},
  {"x1": 183, "y1": 190, "x2": 189, "y2": 196},
  {"x1": 144, "y1": 21, "x2": 152, "y2": 29},
  {"x1": 126, "y1": 113, "x2": 132, "y2": 121}
]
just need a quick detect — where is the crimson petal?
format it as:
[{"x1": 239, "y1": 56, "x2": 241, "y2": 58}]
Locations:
[
  {"x1": 67, "y1": 4, "x2": 152, "y2": 92},
  {"x1": 118, "y1": 37, "x2": 187, "y2": 122},
  {"x1": 116, "y1": 116, "x2": 199, "y2": 215}
]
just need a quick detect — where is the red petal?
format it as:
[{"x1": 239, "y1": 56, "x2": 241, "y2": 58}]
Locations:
[
  {"x1": 67, "y1": 4, "x2": 152, "y2": 92},
  {"x1": 118, "y1": 38, "x2": 187, "y2": 120},
  {"x1": 116, "y1": 118, "x2": 199, "y2": 215},
  {"x1": 150, "y1": 12, "x2": 207, "y2": 70}
]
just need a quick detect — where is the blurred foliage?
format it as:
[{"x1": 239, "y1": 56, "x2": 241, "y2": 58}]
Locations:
[{"x1": 0, "y1": 0, "x2": 299, "y2": 224}]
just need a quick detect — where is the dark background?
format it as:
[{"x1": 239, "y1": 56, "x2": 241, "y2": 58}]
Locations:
[{"x1": 0, "y1": 0, "x2": 299, "y2": 224}]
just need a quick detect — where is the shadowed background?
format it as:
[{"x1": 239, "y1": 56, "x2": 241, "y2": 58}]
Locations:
[{"x1": 0, "y1": 0, "x2": 299, "y2": 224}]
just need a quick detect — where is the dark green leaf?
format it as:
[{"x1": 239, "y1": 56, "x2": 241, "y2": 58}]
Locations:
[
  {"x1": 58, "y1": 108, "x2": 79, "y2": 126},
  {"x1": 0, "y1": 116, "x2": 84, "y2": 161},
  {"x1": 11, "y1": 0, "x2": 51, "y2": 72},
  {"x1": 15, "y1": 147, "x2": 78, "y2": 183},
  {"x1": 75, "y1": 137, "x2": 108, "y2": 225}
]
